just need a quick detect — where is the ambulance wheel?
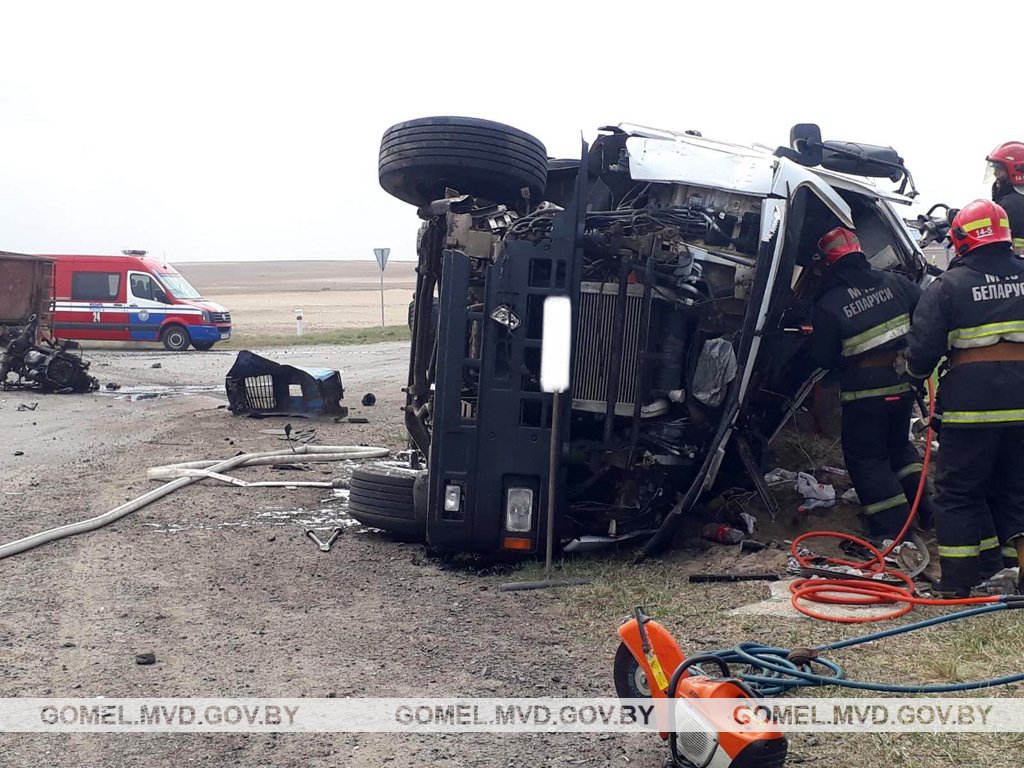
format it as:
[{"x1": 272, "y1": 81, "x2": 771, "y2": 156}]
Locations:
[
  {"x1": 161, "y1": 324, "x2": 190, "y2": 352},
  {"x1": 613, "y1": 641, "x2": 652, "y2": 699},
  {"x1": 192, "y1": 342, "x2": 215, "y2": 351}
]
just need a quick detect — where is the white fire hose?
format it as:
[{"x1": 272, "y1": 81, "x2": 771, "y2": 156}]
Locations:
[{"x1": 0, "y1": 445, "x2": 388, "y2": 560}]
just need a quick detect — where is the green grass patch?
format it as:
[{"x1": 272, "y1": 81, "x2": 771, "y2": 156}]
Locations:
[{"x1": 220, "y1": 325, "x2": 410, "y2": 348}]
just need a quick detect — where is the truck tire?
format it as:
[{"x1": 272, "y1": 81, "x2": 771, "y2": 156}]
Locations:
[
  {"x1": 379, "y1": 116, "x2": 548, "y2": 207},
  {"x1": 161, "y1": 324, "x2": 190, "y2": 352},
  {"x1": 348, "y1": 463, "x2": 426, "y2": 539}
]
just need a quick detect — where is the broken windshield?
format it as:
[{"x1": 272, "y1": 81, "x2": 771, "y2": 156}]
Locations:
[{"x1": 158, "y1": 274, "x2": 204, "y2": 300}]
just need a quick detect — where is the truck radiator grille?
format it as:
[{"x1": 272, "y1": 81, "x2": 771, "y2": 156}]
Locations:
[
  {"x1": 211, "y1": 312, "x2": 231, "y2": 324},
  {"x1": 243, "y1": 374, "x2": 276, "y2": 410},
  {"x1": 572, "y1": 282, "x2": 653, "y2": 417}
]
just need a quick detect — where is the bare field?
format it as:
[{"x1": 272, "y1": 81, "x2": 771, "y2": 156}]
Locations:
[{"x1": 175, "y1": 260, "x2": 417, "y2": 335}]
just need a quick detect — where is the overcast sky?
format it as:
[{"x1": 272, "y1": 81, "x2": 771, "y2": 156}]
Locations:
[{"x1": 0, "y1": 2, "x2": 1018, "y2": 263}]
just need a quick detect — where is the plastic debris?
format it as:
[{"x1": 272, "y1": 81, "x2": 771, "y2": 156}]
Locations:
[
  {"x1": 765, "y1": 468, "x2": 799, "y2": 484},
  {"x1": 765, "y1": 468, "x2": 836, "y2": 511},
  {"x1": 841, "y1": 488, "x2": 860, "y2": 505},
  {"x1": 738, "y1": 512, "x2": 757, "y2": 535},
  {"x1": 702, "y1": 523, "x2": 745, "y2": 545},
  {"x1": 692, "y1": 338, "x2": 737, "y2": 408}
]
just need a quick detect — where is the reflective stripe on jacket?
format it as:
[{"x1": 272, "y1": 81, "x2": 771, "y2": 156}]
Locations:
[
  {"x1": 905, "y1": 243, "x2": 1024, "y2": 426},
  {"x1": 811, "y1": 254, "x2": 921, "y2": 404}
]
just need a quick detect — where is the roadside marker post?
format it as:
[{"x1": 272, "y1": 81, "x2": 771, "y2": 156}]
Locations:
[
  {"x1": 295, "y1": 307, "x2": 303, "y2": 337},
  {"x1": 373, "y1": 248, "x2": 390, "y2": 329}
]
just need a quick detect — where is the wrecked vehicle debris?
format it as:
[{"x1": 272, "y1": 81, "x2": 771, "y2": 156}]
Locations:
[
  {"x1": 1, "y1": 315, "x2": 99, "y2": 393},
  {"x1": 224, "y1": 350, "x2": 346, "y2": 417},
  {"x1": 376, "y1": 117, "x2": 926, "y2": 556}
]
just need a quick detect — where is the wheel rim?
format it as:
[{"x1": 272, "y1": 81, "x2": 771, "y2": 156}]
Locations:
[
  {"x1": 168, "y1": 331, "x2": 184, "y2": 348},
  {"x1": 633, "y1": 664, "x2": 650, "y2": 697}
]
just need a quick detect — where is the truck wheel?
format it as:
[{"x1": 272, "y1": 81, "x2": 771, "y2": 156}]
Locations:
[
  {"x1": 348, "y1": 462, "x2": 426, "y2": 540},
  {"x1": 192, "y1": 342, "x2": 215, "y2": 351},
  {"x1": 379, "y1": 116, "x2": 548, "y2": 207},
  {"x1": 161, "y1": 324, "x2": 190, "y2": 352}
]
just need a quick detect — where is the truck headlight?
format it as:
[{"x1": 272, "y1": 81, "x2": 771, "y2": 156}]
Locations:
[
  {"x1": 444, "y1": 484, "x2": 461, "y2": 512},
  {"x1": 200, "y1": 309, "x2": 211, "y2": 323},
  {"x1": 505, "y1": 488, "x2": 534, "y2": 532}
]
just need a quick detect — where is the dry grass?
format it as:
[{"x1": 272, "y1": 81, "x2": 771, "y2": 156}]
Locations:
[
  {"x1": 506, "y1": 539, "x2": 1024, "y2": 766},
  {"x1": 219, "y1": 324, "x2": 410, "y2": 348}
]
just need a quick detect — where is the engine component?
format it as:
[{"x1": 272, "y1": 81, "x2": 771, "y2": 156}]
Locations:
[
  {"x1": 572, "y1": 282, "x2": 669, "y2": 416},
  {"x1": 0, "y1": 315, "x2": 98, "y2": 393}
]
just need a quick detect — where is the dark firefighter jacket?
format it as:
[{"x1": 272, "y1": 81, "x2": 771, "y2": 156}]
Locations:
[
  {"x1": 995, "y1": 189, "x2": 1024, "y2": 252},
  {"x1": 811, "y1": 253, "x2": 922, "y2": 403},
  {"x1": 905, "y1": 242, "x2": 1024, "y2": 426}
]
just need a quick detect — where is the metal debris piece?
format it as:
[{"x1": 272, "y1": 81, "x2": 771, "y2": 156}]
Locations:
[
  {"x1": 305, "y1": 527, "x2": 343, "y2": 552},
  {"x1": 225, "y1": 351, "x2": 345, "y2": 417},
  {"x1": 151, "y1": 363, "x2": 162, "y2": 369},
  {"x1": 135, "y1": 653, "x2": 156, "y2": 665},
  {"x1": 1, "y1": 315, "x2": 98, "y2": 393},
  {"x1": 17, "y1": 403, "x2": 38, "y2": 411},
  {"x1": 361, "y1": 393, "x2": 376, "y2": 406},
  {"x1": 347, "y1": 417, "x2": 369, "y2": 424}
]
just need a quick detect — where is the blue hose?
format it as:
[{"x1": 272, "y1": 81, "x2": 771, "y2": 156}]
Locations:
[{"x1": 700, "y1": 601, "x2": 1024, "y2": 696}]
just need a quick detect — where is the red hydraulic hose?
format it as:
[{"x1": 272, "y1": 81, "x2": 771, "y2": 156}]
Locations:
[{"x1": 789, "y1": 379, "x2": 1002, "y2": 622}]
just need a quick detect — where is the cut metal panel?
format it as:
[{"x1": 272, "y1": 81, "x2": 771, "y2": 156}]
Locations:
[{"x1": 626, "y1": 136, "x2": 775, "y2": 195}]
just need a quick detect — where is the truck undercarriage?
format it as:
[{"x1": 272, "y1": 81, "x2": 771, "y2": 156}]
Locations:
[{"x1": 369, "y1": 118, "x2": 925, "y2": 556}]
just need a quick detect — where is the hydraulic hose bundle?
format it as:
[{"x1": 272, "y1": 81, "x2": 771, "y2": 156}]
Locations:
[
  {"x1": 786, "y1": 379, "x2": 1005, "y2": 622},
  {"x1": 704, "y1": 378, "x2": 1024, "y2": 695},
  {"x1": 0, "y1": 445, "x2": 389, "y2": 560}
]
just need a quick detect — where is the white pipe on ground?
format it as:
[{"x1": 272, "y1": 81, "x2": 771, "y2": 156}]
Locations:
[{"x1": 0, "y1": 445, "x2": 388, "y2": 560}]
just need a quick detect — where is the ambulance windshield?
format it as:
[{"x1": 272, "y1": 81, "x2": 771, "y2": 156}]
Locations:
[{"x1": 159, "y1": 274, "x2": 204, "y2": 300}]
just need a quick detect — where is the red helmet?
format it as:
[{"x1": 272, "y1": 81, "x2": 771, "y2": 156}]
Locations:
[
  {"x1": 987, "y1": 141, "x2": 1024, "y2": 187},
  {"x1": 816, "y1": 227, "x2": 863, "y2": 266},
  {"x1": 949, "y1": 199, "x2": 1012, "y2": 256}
]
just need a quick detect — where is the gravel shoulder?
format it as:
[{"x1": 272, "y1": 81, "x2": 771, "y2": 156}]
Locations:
[{"x1": 0, "y1": 343, "x2": 662, "y2": 768}]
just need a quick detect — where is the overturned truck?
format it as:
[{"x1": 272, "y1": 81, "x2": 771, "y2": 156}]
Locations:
[{"x1": 358, "y1": 117, "x2": 926, "y2": 556}]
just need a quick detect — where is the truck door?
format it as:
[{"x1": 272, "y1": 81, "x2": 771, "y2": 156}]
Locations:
[{"x1": 127, "y1": 271, "x2": 166, "y2": 341}]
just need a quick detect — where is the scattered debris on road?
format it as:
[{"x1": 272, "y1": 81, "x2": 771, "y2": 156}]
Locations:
[
  {"x1": 135, "y1": 653, "x2": 157, "y2": 666},
  {"x1": 151, "y1": 363, "x2": 162, "y2": 369},
  {"x1": 225, "y1": 351, "x2": 346, "y2": 418},
  {"x1": 305, "y1": 527, "x2": 343, "y2": 552},
  {"x1": 16, "y1": 402, "x2": 37, "y2": 411},
  {"x1": 1, "y1": 314, "x2": 99, "y2": 393},
  {"x1": 361, "y1": 393, "x2": 376, "y2": 406}
]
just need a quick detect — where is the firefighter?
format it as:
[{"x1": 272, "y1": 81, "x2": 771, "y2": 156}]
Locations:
[
  {"x1": 905, "y1": 199, "x2": 1024, "y2": 596},
  {"x1": 987, "y1": 142, "x2": 1024, "y2": 254},
  {"x1": 810, "y1": 227, "x2": 931, "y2": 538}
]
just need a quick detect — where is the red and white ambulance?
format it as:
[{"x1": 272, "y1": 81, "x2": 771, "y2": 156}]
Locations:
[{"x1": 47, "y1": 251, "x2": 232, "y2": 351}]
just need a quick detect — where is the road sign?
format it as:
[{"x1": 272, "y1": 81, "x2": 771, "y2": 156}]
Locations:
[{"x1": 373, "y1": 248, "x2": 390, "y2": 328}]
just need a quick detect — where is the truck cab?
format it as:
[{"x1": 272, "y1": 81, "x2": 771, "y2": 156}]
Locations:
[{"x1": 371, "y1": 117, "x2": 926, "y2": 556}]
